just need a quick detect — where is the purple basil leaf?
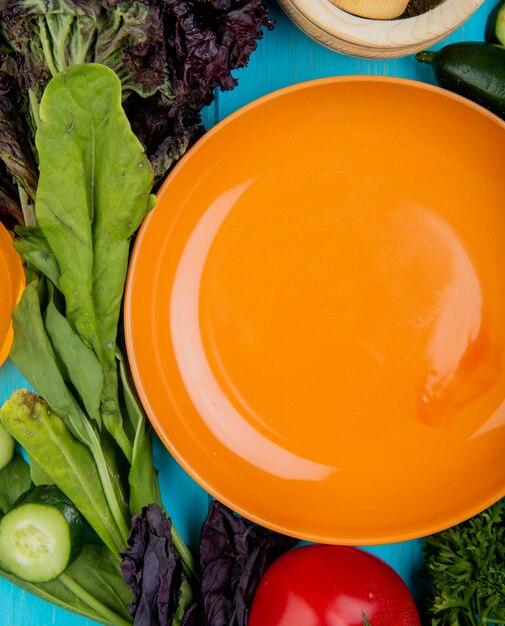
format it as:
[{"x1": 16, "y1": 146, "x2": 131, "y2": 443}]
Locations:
[
  {"x1": 0, "y1": 160, "x2": 23, "y2": 230},
  {"x1": 1, "y1": 0, "x2": 273, "y2": 181},
  {"x1": 0, "y1": 50, "x2": 37, "y2": 227},
  {"x1": 199, "y1": 501, "x2": 297, "y2": 626},
  {"x1": 120, "y1": 504, "x2": 183, "y2": 626},
  {"x1": 180, "y1": 602, "x2": 204, "y2": 626},
  {"x1": 0, "y1": 71, "x2": 38, "y2": 200}
]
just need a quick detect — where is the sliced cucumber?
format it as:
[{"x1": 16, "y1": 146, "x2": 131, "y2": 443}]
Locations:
[
  {"x1": 0, "y1": 422, "x2": 15, "y2": 470},
  {"x1": 0, "y1": 484, "x2": 85, "y2": 582}
]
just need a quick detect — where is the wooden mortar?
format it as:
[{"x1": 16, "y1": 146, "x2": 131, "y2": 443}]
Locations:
[{"x1": 279, "y1": 0, "x2": 486, "y2": 58}]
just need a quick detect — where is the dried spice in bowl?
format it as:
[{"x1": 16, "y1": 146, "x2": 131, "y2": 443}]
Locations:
[{"x1": 401, "y1": 0, "x2": 443, "y2": 16}]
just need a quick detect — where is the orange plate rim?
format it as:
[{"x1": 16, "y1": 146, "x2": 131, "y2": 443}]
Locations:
[{"x1": 0, "y1": 224, "x2": 25, "y2": 366}]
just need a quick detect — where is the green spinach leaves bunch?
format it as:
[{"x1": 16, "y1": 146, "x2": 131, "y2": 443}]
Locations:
[
  {"x1": 421, "y1": 500, "x2": 505, "y2": 625},
  {"x1": 0, "y1": 63, "x2": 197, "y2": 625}
]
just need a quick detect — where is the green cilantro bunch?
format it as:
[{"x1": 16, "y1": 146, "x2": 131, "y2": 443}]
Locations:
[{"x1": 421, "y1": 501, "x2": 505, "y2": 625}]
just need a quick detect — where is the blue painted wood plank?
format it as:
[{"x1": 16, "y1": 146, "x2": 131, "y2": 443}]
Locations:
[
  {"x1": 0, "y1": 0, "x2": 497, "y2": 622},
  {"x1": 217, "y1": 0, "x2": 493, "y2": 121}
]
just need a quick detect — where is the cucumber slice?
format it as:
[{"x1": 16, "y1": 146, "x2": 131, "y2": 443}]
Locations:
[
  {"x1": 486, "y1": 0, "x2": 505, "y2": 46},
  {"x1": 0, "y1": 485, "x2": 85, "y2": 582},
  {"x1": 0, "y1": 422, "x2": 15, "y2": 470}
]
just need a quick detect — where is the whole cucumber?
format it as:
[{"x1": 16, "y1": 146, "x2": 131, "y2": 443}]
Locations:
[
  {"x1": 486, "y1": 0, "x2": 505, "y2": 45},
  {"x1": 416, "y1": 42, "x2": 505, "y2": 119}
]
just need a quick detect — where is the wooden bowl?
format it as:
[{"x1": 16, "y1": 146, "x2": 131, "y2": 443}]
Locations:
[{"x1": 278, "y1": 0, "x2": 485, "y2": 58}]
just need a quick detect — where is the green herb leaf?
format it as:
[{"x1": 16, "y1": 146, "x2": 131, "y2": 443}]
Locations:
[
  {"x1": 0, "y1": 544, "x2": 133, "y2": 626},
  {"x1": 44, "y1": 295, "x2": 104, "y2": 425},
  {"x1": 13, "y1": 226, "x2": 61, "y2": 287},
  {"x1": 117, "y1": 348, "x2": 160, "y2": 516},
  {"x1": 0, "y1": 567, "x2": 109, "y2": 625},
  {"x1": 0, "y1": 454, "x2": 32, "y2": 514},
  {"x1": 10, "y1": 276, "x2": 130, "y2": 546},
  {"x1": 10, "y1": 278, "x2": 95, "y2": 442},
  {"x1": 128, "y1": 427, "x2": 159, "y2": 517},
  {"x1": 64, "y1": 544, "x2": 133, "y2": 623},
  {"x1": 35, "y1": 63, "x2": 152, "y2": 460},
  {"x1": 421, "y1": 500, "x2": 505, "y2": 625}
]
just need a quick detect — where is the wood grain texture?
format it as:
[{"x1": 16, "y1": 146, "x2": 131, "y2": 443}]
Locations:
[
  {"x1": 281, "y1": 0, "x2": 485, "y2": 55},
  {"x1": 0, "y1": 0, "x2": 494, "y2": 622}
]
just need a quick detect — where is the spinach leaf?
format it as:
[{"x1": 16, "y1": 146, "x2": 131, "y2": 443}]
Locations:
[
  {"x1": 0, "y1": 389, "x2": 124, "y2": 554},
  {"x1": 13, "y1": 226, "x2": 61, "y2": 286},
  {"x1": 35, "y1": 63, "x2": 153, "y2": 461},
  {"x1": 44, "y1": 295, "x2": 104, "y2": 425},
  {"x1": 0, "y1": 454, "x2": 32, "y2": 514},
  {"x1": 10, "y1": 276, "x2": 130, "y2": 545},
  {"x1": 10, "y1": 278, "x2": 97, "y2": 440},
  {"x1": 0, "y1": 544, "x2": 134, "y2": 626},
  {"x1": 128, "y1": 428, "x2": 159, "y2": 517},
  {"x1": 35, "y1": 67, "x2": 101, "y2": 370},
  {"x1": 65, "y1": 544, "x2": 133, "y2": 622},
  {"x1": 0, "y1": 567, "x2": 110, "y2": 625},
  {"x1": 117, "y1": 348, "x2": 160, "y2": 516}
]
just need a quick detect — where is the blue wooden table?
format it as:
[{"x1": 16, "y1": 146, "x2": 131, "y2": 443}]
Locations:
[{"x1": 0, "y1": 1, "x2": 496, "y2": 623}]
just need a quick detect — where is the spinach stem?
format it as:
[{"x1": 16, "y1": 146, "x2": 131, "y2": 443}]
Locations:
[
  {"x1": 59, "y1": 573, "x2": 132, "y2": 626},
  {"x1": 171, "y1": 524, "x2": 200, "y2": 585},
  {"x1": 111, "y1": 422, "x2": 133, "y2": 463},
  {"x1": 90, "y1": 434, "x2": 130, "y2": 546},
  {"x1": 83, "y1": 421, "x2": 129, "y2": 547}
]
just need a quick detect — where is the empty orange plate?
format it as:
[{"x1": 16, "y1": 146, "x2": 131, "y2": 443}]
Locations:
[
  {"x1": 0, "y1": 223, "x2": 24, "y2": 366},
  {"x1": 126, "y1": 77, "x2": 505, "y2": 544}
]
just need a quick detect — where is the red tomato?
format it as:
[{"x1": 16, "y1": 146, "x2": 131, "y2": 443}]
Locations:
[{"x1": 249, "y1": 545, "x2": 421, "y2": 626}]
